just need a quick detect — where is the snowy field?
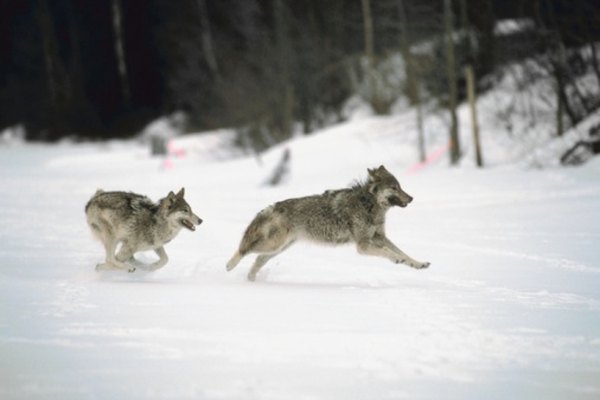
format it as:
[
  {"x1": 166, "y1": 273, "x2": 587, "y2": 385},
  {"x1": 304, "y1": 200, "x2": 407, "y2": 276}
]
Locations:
[{"x1": 1, "y1": 114, "x2": 600, "y2": 399}]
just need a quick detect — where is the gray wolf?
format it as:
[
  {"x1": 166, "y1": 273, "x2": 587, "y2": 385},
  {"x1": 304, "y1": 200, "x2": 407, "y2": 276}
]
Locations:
[
  {"x1": 226, "y1": 165, "x2": 430, "y2": 281},
  {"x1": 85, "y1": 188, "x2": 202, "y2": 272}
]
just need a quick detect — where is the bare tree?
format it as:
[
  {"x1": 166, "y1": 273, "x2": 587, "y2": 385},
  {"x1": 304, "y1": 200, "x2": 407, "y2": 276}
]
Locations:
[
  {"x1": 111, "y1": 0, "x2": 130, "y2": 105},
  {"x1": 444, "y1": 0, "x2": 461, "y2": 164},
  {"x1": 465, "y1": 65, "x2": 483, "y2": 166},
  {"x1": 38, "y1": 0, "x2": 61, "y2": 111},
  {"x1": 361, "y1": 0, "x2": 375, "y2": 64},
  {"x1": 460, "y1": 0, "x2": 482, "y2": 166},
  {"x1": 197, "y1": 0, "x2": 220, "y2": 79},
  {"x1": 398, "y1": 0, "x2": 425, "y2": 162},
  {"x1": 273, "y1": 0, "x2": 295, "y2": 140}
]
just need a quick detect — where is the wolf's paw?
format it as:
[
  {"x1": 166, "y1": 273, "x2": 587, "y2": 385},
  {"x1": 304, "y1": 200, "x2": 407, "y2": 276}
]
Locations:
[
  {"x1": 146, "y1": 264, "x2": 165, "y2": 272},
  {"x1": 128, "y1": 267, "x2": 136, "y2": 273},
  {"x1": 95, "y1": 263, "x2": 109, "y2": 271},
  {"x1": 417, "y1": 262, "x2": 430, "y2": 269}
]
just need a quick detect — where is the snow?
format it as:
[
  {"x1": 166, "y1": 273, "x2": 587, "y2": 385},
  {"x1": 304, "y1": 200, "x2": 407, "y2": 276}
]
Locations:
[
  {"x1": 139, "y1": 111, "x2": 188, "y2": 141},
  {"x1": 0, "y1": 124, "x2": 26, "y2": 145},
  {"x1": 1, "y1": 113, "x2": 600, "y2": 400},
  {"x1": 494, "y1": 19, "x2": 535, "y2": 36}
]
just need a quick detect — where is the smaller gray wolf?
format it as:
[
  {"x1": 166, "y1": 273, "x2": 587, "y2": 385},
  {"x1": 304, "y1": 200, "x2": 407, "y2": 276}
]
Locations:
[
  {"x1": 85, "y1": 188, "x2": 202, "y2": 272},
  {"x1": 226, "y1": 165, "x2": 430, "y2": 281}
]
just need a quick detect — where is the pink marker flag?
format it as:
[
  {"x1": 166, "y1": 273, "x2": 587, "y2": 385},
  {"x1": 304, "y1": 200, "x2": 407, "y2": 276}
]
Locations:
[{"x1": 407, "y1": 140, "x2": 451, "y2": 175}]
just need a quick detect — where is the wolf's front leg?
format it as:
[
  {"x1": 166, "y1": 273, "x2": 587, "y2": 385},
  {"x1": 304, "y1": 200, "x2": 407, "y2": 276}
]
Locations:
[
  {"x1": 357, "y1": 237, "x2": 429, "y2": 269},
  {"x1": 381, "y1": 236, "x2": 430, "y2": 269},
  {"x1": 357, "y1": 238, "x2": 398, "y2": 263},
  {"x1": 147, "y1": 247, "x2": 169, "y2": 271}
]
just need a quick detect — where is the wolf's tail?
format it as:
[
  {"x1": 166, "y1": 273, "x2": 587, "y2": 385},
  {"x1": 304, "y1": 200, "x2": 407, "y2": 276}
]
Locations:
[
  {"x1": 226, "y1": 251, "x2": 242, "y2": 271},
  {"x1": 226, "y1": 207, "x2": 274, "y2": 271},
  {"x1": 238, "y1": 208, "x2": 273, "y2": 255}
]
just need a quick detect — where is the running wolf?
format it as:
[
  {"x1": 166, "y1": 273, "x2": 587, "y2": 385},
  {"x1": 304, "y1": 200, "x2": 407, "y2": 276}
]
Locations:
[
  {"x1": 85, "y1": 188, "x2": 202, "y2": 272},
  {"x1": 226, "y1": 165, "x2": 430, "y2": 281}
]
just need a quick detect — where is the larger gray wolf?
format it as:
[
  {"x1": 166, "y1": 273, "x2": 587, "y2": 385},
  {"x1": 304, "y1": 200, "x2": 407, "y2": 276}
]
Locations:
[
  {"x1": 85, "y1": 188, "x2": 202, "y2": 272},
  {"x1": 226, "y1": 165, "x2": 430, "y2": 281}
]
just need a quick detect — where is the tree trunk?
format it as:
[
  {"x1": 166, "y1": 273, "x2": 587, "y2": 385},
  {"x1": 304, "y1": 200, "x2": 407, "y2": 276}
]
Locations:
[
  {"x1": 590, "y1": 43, "x2": 600, "y2": 87},
  {"x1": 273, "y1": 0, "x2": 294, "y2": 139},
  {"x1": 398, "y1": 0, "x2": 425, "y2": 162},
  {"x1": 361, "y1": 0, "x2": 375, "y2": 64},
  {"x1": 197, "y1": 0, "x2": 220, "y2": 78},
  {"x1": 444, "y1": 0, "x2": 461, "y2": 164},
  {"x1": 465, "y1": 66, "x2": 483, "y2": 167},
  {"x1": 283, "y1": 84, "x2": 295, "y2": 140},
  {"x1": 111, "y1": 0, "x2": 130, "y2": 105},
  {"x1": 415, "y1": 83, "x2": 426, "y2": 163},
  {"x1": 556, "y1": 82, "x2": 564, "y2": 137},
  {"x1": 38, "y1": 0, "x2": 59, "y2": 111},
  {"x1": 66, "y1": 4, "x2": 81, "y2": 104},
  {"x1": 553, "y1": 60, "x2": 579, "y2": 127}
]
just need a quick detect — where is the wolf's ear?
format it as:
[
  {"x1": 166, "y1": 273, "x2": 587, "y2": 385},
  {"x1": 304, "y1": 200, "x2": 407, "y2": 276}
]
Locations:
[
  {"x1": 367, "y1": 167, "x2": 377, "y2": 182},
  {"x1": 176, "y1": 187, "x2": 185, "y2": 198},
  {"x1": 162, "y1": 191, "x2": 176, "y2": 209},
  {"x1": 368, "y1": 166, "x2": 385, "y2": 180}
]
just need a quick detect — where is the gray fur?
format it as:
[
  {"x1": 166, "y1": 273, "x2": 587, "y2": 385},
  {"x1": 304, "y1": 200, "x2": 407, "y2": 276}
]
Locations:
[
  {"x1": 85, "y1": 188, "x2": 202, "y2": 272},
  {"x1": 226, "y1": 165, "x2": 430, "y2": 281}
]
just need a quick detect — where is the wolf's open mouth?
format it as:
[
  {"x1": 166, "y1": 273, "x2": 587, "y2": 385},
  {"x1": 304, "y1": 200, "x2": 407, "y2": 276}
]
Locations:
[
  {"x1": 388, "y1": 196, "x2": 407, "y2": 207},
  {"x1": 181, "y1": 219, "x2": 196, "y2": 231}
]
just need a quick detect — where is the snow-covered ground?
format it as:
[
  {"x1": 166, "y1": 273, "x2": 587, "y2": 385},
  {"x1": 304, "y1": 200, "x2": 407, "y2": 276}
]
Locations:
[{"x1": 1, "y1": 113, "x2": 600, "y2": 399}]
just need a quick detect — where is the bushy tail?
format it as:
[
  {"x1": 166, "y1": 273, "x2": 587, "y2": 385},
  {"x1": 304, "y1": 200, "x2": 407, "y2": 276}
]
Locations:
[
  {"x1": 226, "y1": 251, "x2": 242, "y2": 271},
  {"x1": 85, "y1": 189, "x2": 105, "y2": 214},
  {"x1": 226, "y1": 208, "x2": 272, "y2": 271}
]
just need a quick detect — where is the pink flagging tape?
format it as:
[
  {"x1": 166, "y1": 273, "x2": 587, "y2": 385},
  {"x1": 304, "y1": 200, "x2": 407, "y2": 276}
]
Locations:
[
  {"x1": 162, "y1": 157, "x2": 174, "y2": 170},
  {"x1": 167, "y1": 140, "x2": 187, "y2": 158},
  {"x1": 406, "y1": 140, "x2": 451, "y2": 175}
]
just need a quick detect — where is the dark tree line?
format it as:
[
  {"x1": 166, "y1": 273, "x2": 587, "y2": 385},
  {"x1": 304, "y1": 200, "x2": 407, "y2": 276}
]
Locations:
[{"x1": 1, "y1": 0, "x2": 600, "y2": 143}]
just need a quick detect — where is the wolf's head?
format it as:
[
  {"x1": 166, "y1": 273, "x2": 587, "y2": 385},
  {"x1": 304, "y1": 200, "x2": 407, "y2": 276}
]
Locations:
[
  {"x1": 367, "y1": 165, "x2": 413, "y2": 208},
  {"x1": 160, "y1": 188, "x2": 203, "y2": 231}
]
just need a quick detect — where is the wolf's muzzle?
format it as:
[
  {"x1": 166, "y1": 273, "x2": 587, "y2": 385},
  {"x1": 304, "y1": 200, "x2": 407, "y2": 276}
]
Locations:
[
  {"x1": 390, "y1": 195, "x2": 413, "y2": 207},
  {"x1": 181, "y1": 216, "x2": 202, "y2": 231}
]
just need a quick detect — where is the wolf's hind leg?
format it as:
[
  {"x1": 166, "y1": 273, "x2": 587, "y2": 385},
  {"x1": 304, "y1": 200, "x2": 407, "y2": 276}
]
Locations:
[
  {"x1": 90, "y1": 219, "x2": 134, "y2": 272},
  {"x1": 247, "y1": 240, "x2": 295, "y2": 281},
  {"x1": 95, "y1": 262, "x2": 119, "y2": 271},
  {"x1": 248, "y1": 254, "x2": 274, "y2": 281},
  {"x1": 96, "y1": 261, "x2": 135, "y2": 272},
  {"x1": 115, "y1": 243, "x2": 143, "y2": 270},
  {"x1": 98, "y1": 240, "x2": 136, "y2": 272},
  {"x1": 228, "y1": 215, "x2": 291, "y2": 274},
  {"x1": 115, "y1": 243, "x2": 133, "y2": 262}
]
